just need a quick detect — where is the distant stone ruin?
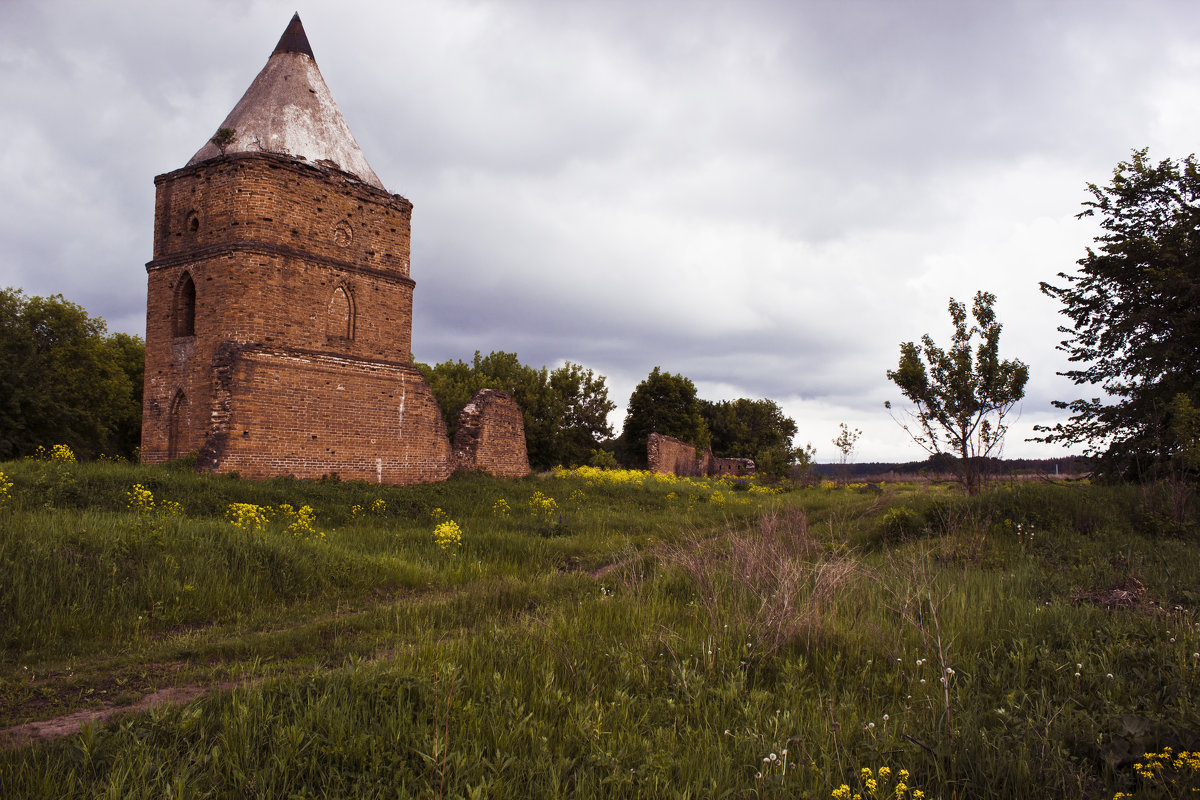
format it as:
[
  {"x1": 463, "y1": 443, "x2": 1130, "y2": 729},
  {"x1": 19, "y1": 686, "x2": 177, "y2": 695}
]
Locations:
[{"x1": 646, "y1": 433, "x2": 755, "y2": 478}]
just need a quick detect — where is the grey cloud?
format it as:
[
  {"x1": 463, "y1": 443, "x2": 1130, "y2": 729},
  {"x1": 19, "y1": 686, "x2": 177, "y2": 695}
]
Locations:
[{"x1": 4, "y1": 0, "x2": 1200, "y2": 460}]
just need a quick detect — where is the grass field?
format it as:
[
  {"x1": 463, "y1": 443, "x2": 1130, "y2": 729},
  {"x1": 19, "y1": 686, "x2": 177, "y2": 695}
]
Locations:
[{"x1": 0, "y1": 458, "x2": 1197, "y2": 798}]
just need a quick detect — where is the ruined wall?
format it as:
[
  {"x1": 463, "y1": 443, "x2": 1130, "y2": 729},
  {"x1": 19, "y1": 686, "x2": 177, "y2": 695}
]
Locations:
[
  {"x1": 647, "y1": 433, "x2": 705, "y2": 477},
  {"x1": 710, "y1": 456, "x2": 756, "y2": 477},
  {"x1": 192, "y1": 346, "x2": 453, "y2": 483},
  {"x1": 452, "y1": 389, "x2": 531, "y2": 478},
  {"x1": 647, "y1": 433, "x2": 755, "y2": 478}
]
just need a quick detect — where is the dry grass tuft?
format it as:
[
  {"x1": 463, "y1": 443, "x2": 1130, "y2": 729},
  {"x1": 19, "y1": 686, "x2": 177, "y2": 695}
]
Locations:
[
  {"x1": 665, "y1": 506, "x2": 860, "y2": 656},
  {"x1": 1070, "y1": 576, "x2": 1151, "y2": 609}
]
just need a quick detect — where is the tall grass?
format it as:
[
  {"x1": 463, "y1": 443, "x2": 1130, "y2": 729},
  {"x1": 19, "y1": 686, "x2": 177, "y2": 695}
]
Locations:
[{"x1": 1, "y1": 461, "x2": 1197, "y2": 798}]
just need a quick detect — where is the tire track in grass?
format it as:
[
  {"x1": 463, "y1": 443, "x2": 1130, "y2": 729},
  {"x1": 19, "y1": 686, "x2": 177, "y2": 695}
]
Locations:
[
  {"x1": 0, "y1": 572, "x2": 588, "y2": 750},
  {"x1": 0, "y1": 684, "x2": 237, "y2": 749}
]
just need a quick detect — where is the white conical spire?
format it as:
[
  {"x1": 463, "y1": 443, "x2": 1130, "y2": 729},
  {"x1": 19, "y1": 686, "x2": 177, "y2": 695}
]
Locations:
[{"x1": 188, "y1": 14, "x2": 385, "y2": 190}]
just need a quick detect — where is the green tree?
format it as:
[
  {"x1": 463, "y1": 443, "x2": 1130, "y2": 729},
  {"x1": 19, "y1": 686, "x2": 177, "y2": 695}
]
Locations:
[
  {"x1": 701, "y1": 397, "x2": 800, "y2": 479},
  {"x1": 0, "y1": 288, "x2": 144, "y2": 460},
  {"x1": 886, "y1": 291, "x2": 1029, "y2": 495},
  {"x1": 620, "y1": 367, "x2": 709, "y2": 467},
  {"x1": 832, "y1": 422, "x2": 862, "y2": 485},
  {"x1": 417, "y1": 351, "x2": 614, "y2": 470},
  {"x1": 547, "y1": 362, "x2": 616, "y2": 468},
  {"x1": 1037, "y1": 149, "x2": 1200, "y2": 480}
]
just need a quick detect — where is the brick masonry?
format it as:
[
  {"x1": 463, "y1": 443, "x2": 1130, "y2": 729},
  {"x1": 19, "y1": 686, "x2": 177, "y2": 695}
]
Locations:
[
  {"x1": 646, "y1": 433, "x2": 756, "y2": 478},
  {"x1": 142, "y1": 152, "x2": 529, "y2": 484},
  {"x1": 452, "y1": 389, "x2": 531, "y2": 478}
]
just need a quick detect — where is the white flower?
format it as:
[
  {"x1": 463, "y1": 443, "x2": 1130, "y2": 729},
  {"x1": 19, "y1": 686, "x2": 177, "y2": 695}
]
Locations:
[
  {"x1": 1106, "y1": 673, "x2": 1114, "y2": 679},
  {"x1": 1076, "y1": 663, "x2": 1082, "y2": 669},
  {"x1": 882, "y1": 714, "x2": 889, "y2": 721},
  {"x1": 1075, "y1": 672, "x2": 1081, "y2": 678}
]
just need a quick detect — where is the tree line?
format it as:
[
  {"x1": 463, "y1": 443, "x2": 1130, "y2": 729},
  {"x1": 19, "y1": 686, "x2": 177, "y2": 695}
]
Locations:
[
  {"x1": 0, "y1": 289, "x2": 143, "y2": 461},
  {"x1": 417, "y1": 356, "x2": 804, "y2": 477}
]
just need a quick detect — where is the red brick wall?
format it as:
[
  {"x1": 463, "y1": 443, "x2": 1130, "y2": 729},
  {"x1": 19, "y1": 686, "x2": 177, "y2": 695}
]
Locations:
[
  {"x1": 647, "y1": 433, "x2": 704, "y2": 477},
  {"x1": 646, "y1": 433, "x2": 755, "y2": 477},
  {"x1": 452, "y1": 389, "x2": 531, "y2": 478},
  {"x1": 197, "y1": 346, "x2": 453, "y2": 484},
  {"x1": 153, "y1": 153, "x2": 411, "y2": 278}
]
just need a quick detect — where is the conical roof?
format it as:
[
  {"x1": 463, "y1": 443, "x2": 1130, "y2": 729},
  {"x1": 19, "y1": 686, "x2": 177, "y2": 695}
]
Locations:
[{"x1": 187, "y1": 13, "x2": 385, "y2": 190}]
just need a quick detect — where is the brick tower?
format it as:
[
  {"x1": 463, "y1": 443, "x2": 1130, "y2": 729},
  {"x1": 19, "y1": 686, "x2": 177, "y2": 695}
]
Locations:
[{"x1": 140, "y1": 14, "x2": 513, "y2": 484}]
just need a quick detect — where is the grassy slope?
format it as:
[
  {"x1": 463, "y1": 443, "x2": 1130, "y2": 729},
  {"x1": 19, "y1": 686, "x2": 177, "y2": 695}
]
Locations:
[{"x1": 0, "y1": 460, "x2": 1197, "y2": 799}]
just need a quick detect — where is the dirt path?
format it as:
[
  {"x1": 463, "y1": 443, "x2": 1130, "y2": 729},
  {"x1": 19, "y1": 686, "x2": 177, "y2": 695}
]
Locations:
[
  {"x1": 0, "y1": 682, "x2": 236, "y2": 750},
  {"x1": 0, "y1": 526, "x2": 748, "y2": 752}
]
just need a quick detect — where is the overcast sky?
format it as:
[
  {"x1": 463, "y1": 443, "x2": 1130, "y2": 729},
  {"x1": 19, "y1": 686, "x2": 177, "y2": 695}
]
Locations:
[{"x1": 3, "y1": 0, "x2": 1198, "y2": 462}]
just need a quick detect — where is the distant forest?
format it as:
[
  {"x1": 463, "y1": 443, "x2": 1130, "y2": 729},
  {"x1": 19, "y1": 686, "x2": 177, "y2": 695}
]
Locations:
[{"x1": 812, "y1": 454, "x2": 1089, "y2": 479}]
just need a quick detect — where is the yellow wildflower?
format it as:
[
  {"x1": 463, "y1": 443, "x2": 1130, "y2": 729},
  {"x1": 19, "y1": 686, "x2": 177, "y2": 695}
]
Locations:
[
  {"x1": 226, "y1": 502, "x2": 270, "y2": 532},
  {"x1": 126, "y1": 484, "x2": 155, "y2": 514},
  {"x1": 433, "y1": 520, "x2": 463, "y2": 553}
]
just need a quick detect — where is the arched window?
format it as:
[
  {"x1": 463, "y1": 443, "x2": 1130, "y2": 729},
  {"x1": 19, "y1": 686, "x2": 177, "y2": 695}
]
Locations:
[
  {"x1": 168, "y1": 390, "x2": 187, "y2": 460},
  {"x1": 327, "y1": 285, "x2": 354, "y2": 340},
  {"x1": 174, "y1": 272, "x2": 196, "y2": 337}
]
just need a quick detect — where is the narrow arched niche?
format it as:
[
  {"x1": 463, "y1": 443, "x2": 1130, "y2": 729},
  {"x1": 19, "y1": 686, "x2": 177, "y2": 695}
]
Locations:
[
  {"x1": 167, "y1": 390, "x2": 187, "y2": 460},
  {"x1": 327, "y1": 285, "x2": 354, "y2": 340},
  {"x1": 174, "y1": 272, "x2": 196, "y2": 337}
]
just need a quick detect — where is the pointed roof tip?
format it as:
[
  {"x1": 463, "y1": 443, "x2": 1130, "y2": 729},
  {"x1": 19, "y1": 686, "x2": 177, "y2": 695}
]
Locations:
[
  {"x1": 186, "y1": 11, "x2": 386, "y2": 190},
  {"x1": 272, "y1": 12, "x2": 315, "y2": 62}
]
